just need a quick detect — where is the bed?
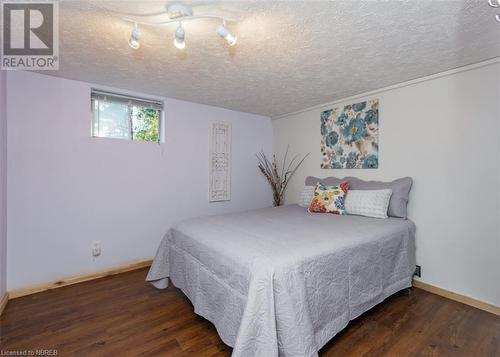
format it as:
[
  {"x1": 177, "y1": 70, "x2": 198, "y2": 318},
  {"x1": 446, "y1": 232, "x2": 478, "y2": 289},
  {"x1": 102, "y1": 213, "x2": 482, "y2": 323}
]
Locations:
[{"x1": 146, "y1": 201, "x2": 416, "y2": 357}]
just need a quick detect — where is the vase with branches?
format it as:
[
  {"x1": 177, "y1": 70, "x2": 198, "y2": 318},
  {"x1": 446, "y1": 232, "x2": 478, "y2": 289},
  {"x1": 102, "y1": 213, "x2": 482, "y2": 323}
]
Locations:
[{"x1": 257, "y1": 146, "x2": 309, "y2": 207}]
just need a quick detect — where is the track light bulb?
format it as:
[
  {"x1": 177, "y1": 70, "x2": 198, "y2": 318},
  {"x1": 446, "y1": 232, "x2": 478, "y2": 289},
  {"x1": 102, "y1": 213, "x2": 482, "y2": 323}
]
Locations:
[
  {"x1": 128, "y1": 24, "x2": 140, "y2": 50},
  {"x1": 216, "y1": 24, "x2": 237, "y2": 46},
  {"x1": 174, "y1": 22, "x2": 186, "y2": 50}
]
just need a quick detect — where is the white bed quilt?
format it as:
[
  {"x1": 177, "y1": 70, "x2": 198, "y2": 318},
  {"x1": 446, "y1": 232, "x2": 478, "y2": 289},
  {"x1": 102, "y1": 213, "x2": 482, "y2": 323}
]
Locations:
[{"x1": 146, "y1": 205, "x2": 416, "y2": 357}]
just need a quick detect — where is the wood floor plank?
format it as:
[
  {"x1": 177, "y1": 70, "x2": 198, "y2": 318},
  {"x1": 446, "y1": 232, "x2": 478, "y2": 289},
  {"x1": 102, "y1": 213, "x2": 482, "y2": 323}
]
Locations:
[{"x1": 1, "y1": 268, "x2": 498, "y2": 356}]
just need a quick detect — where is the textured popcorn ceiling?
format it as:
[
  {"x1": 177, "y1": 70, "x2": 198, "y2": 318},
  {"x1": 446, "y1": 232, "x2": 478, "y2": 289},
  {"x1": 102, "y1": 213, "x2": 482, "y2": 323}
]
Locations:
[{"x1": 52, "y1": 0, "x2": 500, "y2": 117}]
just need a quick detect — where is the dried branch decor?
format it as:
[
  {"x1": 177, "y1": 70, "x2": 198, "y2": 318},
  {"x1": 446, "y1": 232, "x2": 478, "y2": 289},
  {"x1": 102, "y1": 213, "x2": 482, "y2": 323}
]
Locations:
[{"x1": 257, "y1": 146, "x2": 309, "y2": 207}]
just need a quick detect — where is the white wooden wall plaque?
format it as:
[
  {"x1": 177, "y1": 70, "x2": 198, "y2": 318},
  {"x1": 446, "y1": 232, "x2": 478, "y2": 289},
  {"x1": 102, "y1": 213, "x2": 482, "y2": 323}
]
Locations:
[{"x1": 209, "y1": 121, "x2": 231, "y2": 202}]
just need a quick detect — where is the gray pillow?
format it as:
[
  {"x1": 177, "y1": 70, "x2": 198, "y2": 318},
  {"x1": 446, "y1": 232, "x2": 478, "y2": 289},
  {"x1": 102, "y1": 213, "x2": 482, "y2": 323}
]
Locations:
[{"x1": 305, "y1": 176, "x2": 413, "y2": 219}]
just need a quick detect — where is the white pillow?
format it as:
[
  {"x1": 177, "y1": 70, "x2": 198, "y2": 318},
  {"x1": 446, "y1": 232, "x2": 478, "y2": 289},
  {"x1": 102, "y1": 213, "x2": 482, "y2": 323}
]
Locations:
[
  {"x1": 298, "y1": 185, "x2": 316, "y2": 208},
  {"x1": 345, "y1": 189, "x2": 393, "y2": 218}
]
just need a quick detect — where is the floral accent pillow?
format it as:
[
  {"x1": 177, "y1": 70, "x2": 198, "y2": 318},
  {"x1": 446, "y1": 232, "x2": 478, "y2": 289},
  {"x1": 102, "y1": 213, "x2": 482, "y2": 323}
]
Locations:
[{"x1": 308, "y1": 182, "x2": 349, "y2": 215}]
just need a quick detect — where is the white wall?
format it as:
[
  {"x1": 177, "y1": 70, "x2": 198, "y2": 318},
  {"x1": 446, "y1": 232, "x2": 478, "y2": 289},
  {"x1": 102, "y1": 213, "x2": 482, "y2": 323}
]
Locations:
[
  {"x1": 6, "y1": 71, "x2": 273, "y2": 291},
  {"x1": 273, "y1": 61, "x2": 500, "y2": 307},
  {"x1": 0, "y1": 70, "x2": 7, "y2": 298}
]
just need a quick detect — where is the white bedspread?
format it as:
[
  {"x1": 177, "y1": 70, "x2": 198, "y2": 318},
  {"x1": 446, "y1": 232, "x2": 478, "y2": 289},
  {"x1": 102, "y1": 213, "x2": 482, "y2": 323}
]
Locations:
[{"x1": 146, "y1": 205, "x2": 416, "y2": 357}]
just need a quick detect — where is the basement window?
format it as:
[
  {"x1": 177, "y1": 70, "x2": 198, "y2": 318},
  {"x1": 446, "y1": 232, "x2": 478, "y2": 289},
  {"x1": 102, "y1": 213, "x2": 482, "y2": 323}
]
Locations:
[{"x1": 91, "y1": 89, "x2": 163, "y2": 143}]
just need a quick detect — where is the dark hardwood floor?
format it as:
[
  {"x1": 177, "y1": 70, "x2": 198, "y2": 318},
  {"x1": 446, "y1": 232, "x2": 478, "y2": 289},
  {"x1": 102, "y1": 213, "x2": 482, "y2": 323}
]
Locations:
[{"x1": 1, "y1": 268, "x2": 498, "y2": 356}]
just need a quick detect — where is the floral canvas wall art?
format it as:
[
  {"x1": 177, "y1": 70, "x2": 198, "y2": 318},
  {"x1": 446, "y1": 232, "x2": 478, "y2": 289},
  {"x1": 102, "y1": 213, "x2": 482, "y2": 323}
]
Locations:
[{"x1": 320, "y1": 99, "x2": 379, "y2": 169}]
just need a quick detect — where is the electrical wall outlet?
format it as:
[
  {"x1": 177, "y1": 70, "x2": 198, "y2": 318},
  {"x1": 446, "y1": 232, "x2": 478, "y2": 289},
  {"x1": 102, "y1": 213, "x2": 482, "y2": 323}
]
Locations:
[
  {"x1": 92, "y1": 241, "x2": 101, "y2": 257},
  {"x1": 414, "y1": 265, "x2": 421, "y2": 277}
]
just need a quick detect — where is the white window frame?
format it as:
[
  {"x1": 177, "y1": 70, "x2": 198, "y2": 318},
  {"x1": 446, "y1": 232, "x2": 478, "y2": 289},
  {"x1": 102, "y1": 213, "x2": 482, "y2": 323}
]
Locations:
[{"x1": 91, "y1": 89, "x2": 164, "y2": 143}]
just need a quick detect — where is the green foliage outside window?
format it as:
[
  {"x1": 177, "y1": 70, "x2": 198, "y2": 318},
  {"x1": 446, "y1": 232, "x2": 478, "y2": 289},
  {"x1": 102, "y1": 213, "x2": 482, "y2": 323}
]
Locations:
[
  {"x1": 132, "y1": 108, "x2": 160, "y2": 142},
  {"x1": 93, "y1": 99, "x2": 161, "y2": 143}
]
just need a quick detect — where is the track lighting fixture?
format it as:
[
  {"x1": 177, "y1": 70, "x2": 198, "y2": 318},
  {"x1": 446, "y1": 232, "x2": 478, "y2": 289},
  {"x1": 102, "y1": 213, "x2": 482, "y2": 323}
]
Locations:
[
  {"x1": 128, "y1": 23, "x2": 140, "y2": 50},
  {"x1": 216, "y1": 24, "x2": 237, "y2": 46},
  {"x1": 174, "y1": 22, "x2": 186, "y2": 49},
  {"x1": 120, "y1": 2, "x2": 237, "y2": 51}
]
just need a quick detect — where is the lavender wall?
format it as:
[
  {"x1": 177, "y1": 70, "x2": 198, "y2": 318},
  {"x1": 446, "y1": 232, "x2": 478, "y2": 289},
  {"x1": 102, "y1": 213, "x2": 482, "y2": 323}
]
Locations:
[
  {"x1": 6, "y1": 71, "x2": 273, "y2": 290},
  {"x1": 0, "y1": 70, "x2": 6, "y2": 298}
]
